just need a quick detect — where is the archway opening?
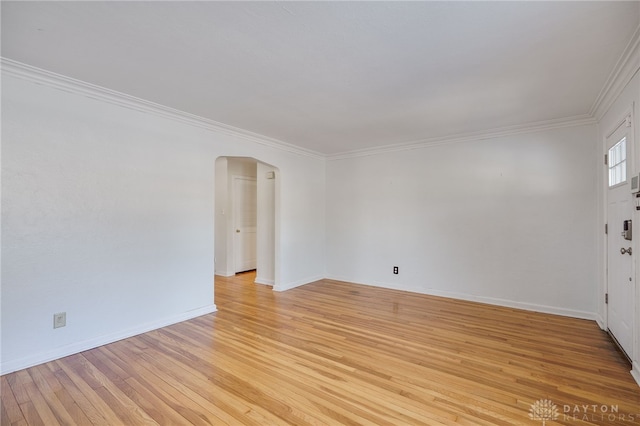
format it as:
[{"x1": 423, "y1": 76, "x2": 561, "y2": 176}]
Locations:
[{"x1": 214, "y1": 156, "x2": 279, "y2": 287}]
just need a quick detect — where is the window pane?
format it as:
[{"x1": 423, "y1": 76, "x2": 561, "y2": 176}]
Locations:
[
  {"x1": 608, "y1": 137, "x2": 627, "y2": 187},
  {"x1": 618, "y1": 166, "x2": 623, "y2": 184},
  {"x1": 609, "y1": 169, "x2": 614, "y2": 186}
]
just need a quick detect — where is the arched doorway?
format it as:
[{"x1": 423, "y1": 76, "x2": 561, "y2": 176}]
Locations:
[{"x1": 214, "y1": 156, "x2": 279, "y2": 286}]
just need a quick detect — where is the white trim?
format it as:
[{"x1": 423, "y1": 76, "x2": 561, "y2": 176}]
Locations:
[
  {"x1": 0, "y1": 304, "x2": 217, "y2": 375},
  {"x1": 0, "y1": 58, "x2": 324, "y2": 160},
  {"x1": 215, "y1": 271, "x2": 235, "y2": 278},
  {"x1": 595, "y1": 313, "x2": 606, "y2": 330},
  {"x1": 605, "y1": 112, "x2": 633, "y2": 140},
  {"x1": 591, "y1": 25, "x2": 640, "y2": 120},
  {"x1": 327, "y1": 115, "x2": 596, "y2": 161},
  {"x1": 3, "y1": 21, "x2": 640, "y2": 163},
  {"x1": 254, "y1": 277, "x2": 275, "y2": 286},
  {"x1": 0, "y1": 58, "x2": 601, "y2": 162},
  {"x1": 325, "y1": 275, "x2": 596, "y2": 320},
  {"x1": 423, "y1": 291, "x2": 595, "y2": 320},
  {"x1": 273, "y1": 275, "x2": 323, "y2": 292},
  {"x1": 326, "y1": 23, "x2": 640, "y2": 161}
]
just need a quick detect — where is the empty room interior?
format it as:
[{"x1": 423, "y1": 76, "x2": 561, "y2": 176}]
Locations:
[{"x1": 2, "y1": 1, "x2": 640, "y2": 425}]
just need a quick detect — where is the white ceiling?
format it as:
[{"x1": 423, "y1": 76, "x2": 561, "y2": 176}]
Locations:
[{"x1": 2, "y1": 1, "x2": 639, "y2": 155}]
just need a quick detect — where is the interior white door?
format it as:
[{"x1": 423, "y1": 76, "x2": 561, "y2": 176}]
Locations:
[
  {"x1": 606, "y1": 119, "x2": 634, "y2": 358},
  {"x1": 233, "y1": 176, "x2": 257, "y2": 273}
]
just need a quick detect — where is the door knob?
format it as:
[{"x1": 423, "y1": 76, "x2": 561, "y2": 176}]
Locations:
[
  {"x1": 236, "y1": 229, "x2": 241, "y2": 233},
  {"x1": 620, "y1": 247, "x2": 632, "y2": 255}
]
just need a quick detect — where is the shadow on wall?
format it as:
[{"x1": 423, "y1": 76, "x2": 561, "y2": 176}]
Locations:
[{"x1": 214, "y1": 156, "x2": 279, "y2": 287}]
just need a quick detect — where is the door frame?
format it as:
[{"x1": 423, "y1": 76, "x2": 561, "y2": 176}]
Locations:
[{"x1": 602, "y1": 106, "x2": 637, "y2": 367}]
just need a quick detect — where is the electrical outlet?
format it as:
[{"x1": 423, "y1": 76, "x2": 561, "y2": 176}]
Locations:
[
  {"x1": 53, "y1": 312, "x2": 66, "y2": 329},
  {"x1": 393, "y1": 266, "x2": 399, "y2": 274}
]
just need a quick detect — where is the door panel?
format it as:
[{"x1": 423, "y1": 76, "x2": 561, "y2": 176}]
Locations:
[
  {"x1": 606, "y1": 120, "x2": 634, "y2": 357},
  {"x1": 233, "y1": 177, "x2": 257, "y2": 273}
]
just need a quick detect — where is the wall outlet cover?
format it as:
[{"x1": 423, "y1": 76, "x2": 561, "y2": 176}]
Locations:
[{"x1": 53, "y1": 312, "x2": 66, "y2": 329}]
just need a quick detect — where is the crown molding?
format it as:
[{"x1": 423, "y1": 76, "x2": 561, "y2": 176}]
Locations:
[
  {"x1": 0, "y1": 58, "x2": 325, "y2": 160},
  {"x1": 327, "y1": 114, "x2": 596, "y2": 161},
  {"x1": 590, "y1": 24, "x2": 640, "y2": 121},
  {"x1": 328, "y1": 23, "x2": 640, "y2": 161},
  {"x1": 4, "y1": 43, "x2": 634, "y2": 162}
]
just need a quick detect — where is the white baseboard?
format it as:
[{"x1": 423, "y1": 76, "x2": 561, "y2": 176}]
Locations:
[
  {"x1": 324, "y1": 275, "x2": 596, "y2": 321},
  {"x1": 254, "y1": 276, "x2": 274, "y2": 286},
  {"x1": 215, "y1": 271, "x2": 235, "y2": 277},
  {"x1": 273, "y1": 275, "x2": 324, "y2": 292},
  {"x1": 433, "y1": 290, "x2": 596, "y2": 320},
  {"x1": 595, "y1": 313, "x2": 606, "y2": 330},
  {"x1": 0, "y1": 304, "x2": 217, "y2": 375}
]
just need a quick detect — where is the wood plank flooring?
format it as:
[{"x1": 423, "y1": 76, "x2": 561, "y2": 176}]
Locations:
[{"x1": 2, "y1": 272, "x2": 639, "y2": 425}]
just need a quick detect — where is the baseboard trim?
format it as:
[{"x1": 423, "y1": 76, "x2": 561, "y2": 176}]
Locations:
[
  {"x1": 441, "y1": 292, "x2": 595, "y2": 320},
  {"x1": 215, "y1": 271, "x2": 235, "y2": 277},
  {"x1": 254, "y1": 276, "x2": 274, "y2": 286},
  {"x1": 595, "y1": 314, "x2": 606, "y2": 330},
  {"x1": 324, "y1": 275, "x2": 596, "y2": 321},
  {"x1": 0, "y1": 304, "x2": 217, "y2": 375},
  {"x1": 273, "y1": 275, "x2": 324, "y2": 292}
]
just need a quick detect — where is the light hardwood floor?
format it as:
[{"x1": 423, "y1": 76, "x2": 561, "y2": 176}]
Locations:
[{"x1": 2, "y1": 272, "x2": 639, "y2": 425}]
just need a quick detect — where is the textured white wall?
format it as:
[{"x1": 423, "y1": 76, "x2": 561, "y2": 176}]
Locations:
[
  {"x1": 326, "y1": 125, "x2": 598, "y2": 318},
  {"x1": 1, "y1": 73, "x2": 325, "y2": 373}
]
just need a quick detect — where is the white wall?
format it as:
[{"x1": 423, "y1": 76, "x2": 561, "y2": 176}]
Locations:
[
  {"x1": 214, "y1": 157, "x2": 229, "y2": 276},
  {"x1": 256, "y1": 161, "x2": 277, "y2": 285},
  {"x1": 596, "y1": 72, "x2": 640, "y2": 385},
  {"x1": 4, "y1": 58, "x2": 631, "y2": 382},
  {"x1": 274, "y1": 155, "x2": 325, "y2": 291},
  {"x1": 1, "y1": 69, "x2": 326, "y2": 373},
  {"x1": 326, "y1": 124, "x2": 598, "y2": 318}
]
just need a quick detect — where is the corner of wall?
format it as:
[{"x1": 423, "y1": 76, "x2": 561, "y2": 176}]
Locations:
[
  {"x1": 591, "y1": 24, "x2": 640, "y2": 120},
  {"x1": 595, "y1": 313, "x2": 606, "y2": 330},
  {"x1": 254, "y1": 276, "x2": 275, "y2": 286},
  {"x1": 631, "y1": 363, "x2": 640, "y2": 387},
  {"x1": 273, "y1": 275, "x2": 324, "y2": 292}
]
